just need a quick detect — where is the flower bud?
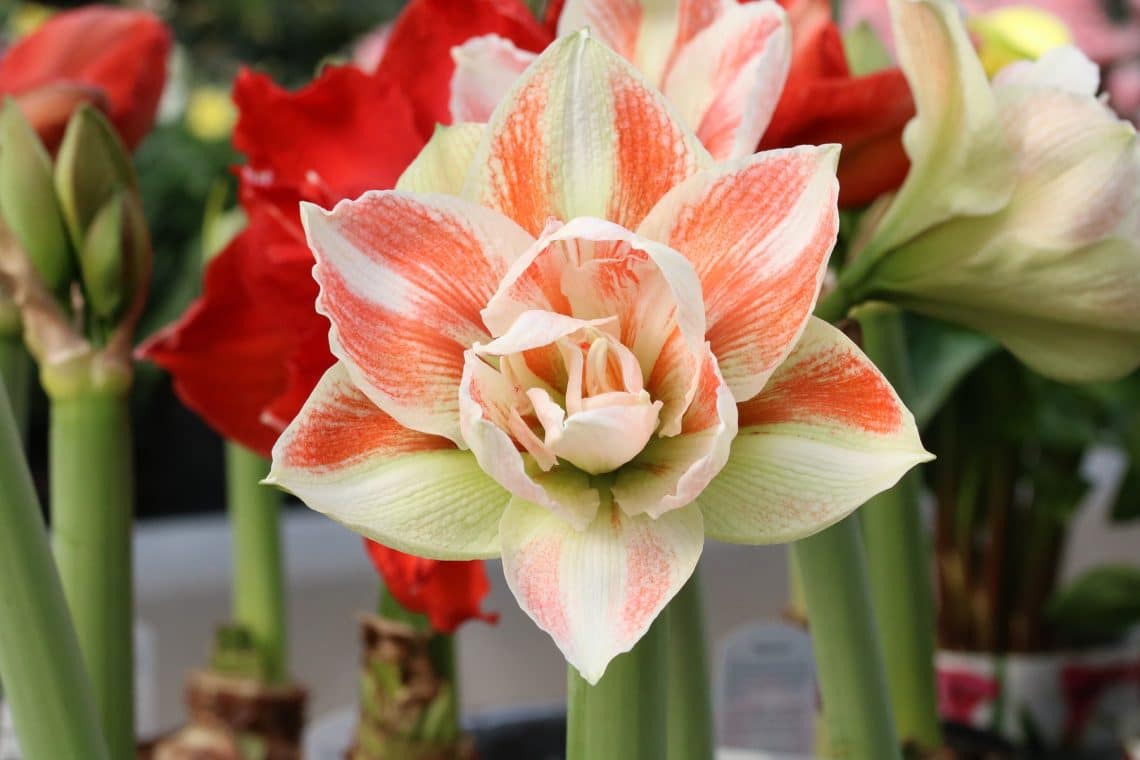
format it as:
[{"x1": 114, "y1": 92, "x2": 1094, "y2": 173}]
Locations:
[
  {"x1": 0, "y1": 98, "x2": 74, "y2": 295},
  {"x1": 53, "y1": 105, "x2": 136, "y2": 252},
  {"x1": 79, "y1": 191, "x2": 127, "y2": 320}
]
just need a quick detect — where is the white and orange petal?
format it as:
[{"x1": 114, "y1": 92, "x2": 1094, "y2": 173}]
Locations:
[
  {"x1": 450, "y1": 34, "x2": 537, "y2": 123},
  {"x1": 463, "y1": 30, "x2": 712, "y2": 237},
  {"x1": 638, "y1": 146, "x2": 840, "y2": 402},
  {"x1": 301, "y1": 193, "x2": 533, "y2": 445},
  {"x1": 481, "y1": 217, "x2": 708, "y2": 435},
  {"x1": 557, "y1": 0, "x2": 726, "y2": 86},
  {"x1": 613, "y1": 345, "x2": 737, "y2": 518},
  {"x1": 459, "y1": 349, "x2": 601, "y2": 529},
  {"x1": 267, "y1": 363, "x2": 509, "y2": 559},
  {"x1": 696, "y1": 318, "x2": 931, "y2": 544},
  {"x1": 499, "y1": 495, "x2": 705, "y2": 683},
  {"x1": 661, "y1": 0, "x2": 790, "y2": 161}
]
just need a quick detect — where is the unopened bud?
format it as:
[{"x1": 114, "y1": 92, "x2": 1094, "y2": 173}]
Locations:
[
  {"x1": 80, "y1": 192, "x2": 127, "y2": 320},
  {"x1": 53, "y1": 105, "x2": 136, "y2": 251},
  {"x1": 0, "y1": 98, "x2": 75, "y2": 295}
]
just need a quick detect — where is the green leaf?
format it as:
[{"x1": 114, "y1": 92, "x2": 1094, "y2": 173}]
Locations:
[
  {"x1": 0, "y1": 98, "x2": 74, "y2": 294},
  {"x1": 1048, "y1": 565, "x2": 1140, "y2": 640},
  {"x1": 903, "y1": 313, "x2": 998, "y2": 428}
]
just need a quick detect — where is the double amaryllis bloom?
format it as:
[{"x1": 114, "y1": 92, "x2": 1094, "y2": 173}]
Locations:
[
  {"x1": 268, "y1": 32, "x2": 930, "y2": 681},
  {"x1": 451, "y1": 0, "x2": 914, "y2": 206},
  {"x1": 0, "y1": 5, "x2": 170, "y2": 151},
  {"x1": 142, "y1": 0, "x2": 918, "y2": 635}
]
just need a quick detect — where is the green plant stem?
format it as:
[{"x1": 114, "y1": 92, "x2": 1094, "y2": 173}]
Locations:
[
  {"x1": 567, "y1": 616, "x2": 667, "y2": 760},
  {"x1": 0, "y1": 331, "x2": 31, "y2": 443},
  {"x1": 666, "y1": 571, "x2": 714, "y2": 760},
  {"x1": 856, "y1": 305, "x2": 942, "y2": 751},
  {"x1": 792, "y1": 517, "x2": 901, "y2": 760},
  {"x1": 0, "y1": 377, "x2": 109, "y2": 759},
  {"x1": 50, "y1": 389, "x2": 133, "y2": 759},
  {"x1": 226, "y1": 442, "x2": 287, "y2": 684}
]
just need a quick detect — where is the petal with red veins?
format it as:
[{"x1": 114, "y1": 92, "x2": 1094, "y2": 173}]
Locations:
[
  {"x1": 302, "y1": 192, "x2": 534, "y2": 444},
  {"x1": 638, "y1": 145, "x2": 839, "y2": 402},
  {"x1": 500, "y1": 496, "x2": 704, "y2": 684},
  {"x1": 612, "y1": 346, "x2": 736, "y2": 518},
  {"x1": 450, "y1": 35, "x2": 537, "y2": 123},
  {"x1": 465, "y1": 31, "x2": 711, "y2": 237},
  {"x1": 268, "y1": 364, "x2": 509, "y2": 559},
  {"x1": 662, "y1": 0, "x2": 791, "y2": 161},
  {"x1": 459, "y1": 350, "x2": 601, "y2": 529},
  {"x1": 696, "y1": 318, "x2": 931, "y2": 544},
  {"x1": 557, "y1": 0, "x2": 725, "y2": 85}
]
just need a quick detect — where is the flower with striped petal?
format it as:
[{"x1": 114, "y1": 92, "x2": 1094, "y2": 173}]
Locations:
[
  {"x1": 452, "y1": 0, "x2": 793, "y2": 162},
  {"x1": 269, "y1": 32, "x2": 930, "y2": 682}
]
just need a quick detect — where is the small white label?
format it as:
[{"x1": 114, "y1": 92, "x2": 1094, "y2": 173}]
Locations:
[{"x1": 716, "y1": 622, "x2": 817, "y2": 755}]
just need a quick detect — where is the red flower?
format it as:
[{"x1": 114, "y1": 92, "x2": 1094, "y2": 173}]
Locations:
[
  {"x1": 0, "y1": 5, "x2": 171, "y2": 151},
  {"x1": 375, "y1": 0, "x2": 554, "y2": 134},
  {"x1": 141, "y1": 0, "x2": 548, "y2": 633},
  {"x1": 761, "y1": 0, "x2": 914, "y2": 207},
  {"x1": 365, "y1": 540, "x2": 498, "y2": 634}
]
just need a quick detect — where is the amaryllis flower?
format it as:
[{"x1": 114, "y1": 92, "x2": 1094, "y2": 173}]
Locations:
[
  {"x1": 0, "y1": 5, "x2": 170, "y2": 151},
  {"x1": 365, "y1": 539, "x2": 498, "y2": 633},
  {"x1": 849, "y1": 0, "x2": 1140, "y2": 383},
  {"x1": 269, "y1": 33, "x2": 930, "y2": 681},
  {"x1": 450, "y1": 0, "x2": 914, "y2": 206}
]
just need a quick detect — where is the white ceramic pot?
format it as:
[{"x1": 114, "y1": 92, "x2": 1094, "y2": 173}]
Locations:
[{"x1": 937, "y1": 637, "x2": 1140, "y2": 751}]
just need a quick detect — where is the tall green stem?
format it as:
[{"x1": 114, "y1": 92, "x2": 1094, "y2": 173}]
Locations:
[
  {"x1": 0, "y1": 377, "x2": 109, "y2": 759},
  {"x1": 0, "y1": 331, "x2": 31, "y2": 442},
  {"x1": 667, "y1": 571, "x2": 714, "y2": 760},
  {"x1": 226, "y1": 442, "x2": 287, "y2": 684},
  {"x1": 792, "y1": 517, "x2": 901, "y2": 760},
  {"x1": 567, "y1": 616, "x2": 667, "y2": 760},
  {"x1": 857, "y1": 305, "x2": 942, "y2": 750},
  {"x1": 50, "y1": 389, "x2": 134, "y2": 759}
]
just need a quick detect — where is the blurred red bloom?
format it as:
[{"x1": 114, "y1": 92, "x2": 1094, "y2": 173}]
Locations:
[
  {"x1": 761, "y1": 0, "x2": 914, "y2": 207},
  {"x1": 0, "y1": 5, "x2": 171, "y2": 151},
  {"x1": 141, "y1": 0, "x2": 550, "y2": 632},
  {"x1": 365, "y1": 540, "x2": 498, "y2": 634}
]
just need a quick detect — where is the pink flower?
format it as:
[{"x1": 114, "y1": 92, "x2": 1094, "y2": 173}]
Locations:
[{"x1": 268, "y1": 33, "x2": 928, "y2": 681}]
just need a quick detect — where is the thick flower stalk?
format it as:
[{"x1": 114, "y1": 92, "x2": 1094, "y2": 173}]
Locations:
[
  {"x1": 0, "y1": 101, "x2": 155, "y2": 759},
  {"x1": 838, "y1": 0, "x2": 1140, "y2": 383},
  {"x1": 269, "y1": 31, "x2": 930, "y2": 683},
  {"x1": 450, "y1": 0, "x2": 915, "y2": 206}
]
